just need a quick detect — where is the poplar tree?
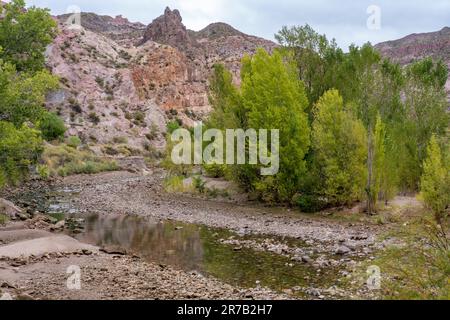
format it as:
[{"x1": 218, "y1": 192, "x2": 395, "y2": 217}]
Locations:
[
  {"x1": 420, "y1": 135, "x2": 449, "y2": 224},
  {"x1": 312, "y1": 90, "x2": 367, "y2": 206}
]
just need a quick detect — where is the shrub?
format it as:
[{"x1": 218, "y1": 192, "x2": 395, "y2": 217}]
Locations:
[
  {"x1": 193, "y1": 176, "x2": 206, "y2": 194},
  {"x1": 295, "y1": 194, "x2": 328, "y2": 213},
  {"x1": 0, "y1": 214, "x2": 8, "y2": 225},
  {"x1": 88, "y1": 112, "x2": 100, "y2": 125},
  {"x1": 125, "y1": 112, "x2": 133, "y2": 120},
  {"x1": 37, "y1": 164, "x2": 50, "y2": 179},
  {"x1": 0, "y1": 121, "x2": 43, "y2": 187},
  {"x1": 420, "y1": 135, "x2": 449, "y2": 224},
  {"x1": 103, "y1": 145, "x2": 119, "y2": 156},
  {"x1": 166, "y1": 120, "x2": 181, "y2": 134},
  {"x1": 42, "y1": 144, "x2": 118, "y2": 177},
  {"x1": 146, "y1": 124, "x2": 159, "y2": 140},
  {"x1": 203, "y1": 164, "x2": 226, "y2": 178},
  {"x1": 37, "y1": 112, "x2": 66, "y2": 141},
  {"x1": 95, "y1": 76, "x2": 104, "y2": 88},
  {"x1": 373, "y1": 215, "x2": 449, "y2": 299},
  {"x1": 164, "y1": 175, "x2": 185, "y2": 193},
  {"x1": 112, "y1": 136, "x2": 128, "y2": 144},
  {"x1": 67, "y1": 136, "x2": 81, "y2": 149}
]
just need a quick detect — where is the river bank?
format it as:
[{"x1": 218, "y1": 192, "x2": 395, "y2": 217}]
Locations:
[{"x1": 0, "y1": 170, "x2": 391, "y2": 300}]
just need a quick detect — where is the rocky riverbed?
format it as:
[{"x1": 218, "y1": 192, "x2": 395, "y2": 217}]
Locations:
[{"x1": 0, "y1": 170, "x2": 387, "y2": 300}]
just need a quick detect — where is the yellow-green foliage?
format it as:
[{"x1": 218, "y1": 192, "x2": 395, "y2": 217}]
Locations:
[
  {"x1": 205, "y1": 49, "x2": 311, "y2": 203},
  {"x1": 373, "y1": 114, "x2": 386, "y2": 204},
  {"x1": 37, "y1": 112, "x2": 66, "y2": 141},
  {"x1": 312, "y1": 90, "x2": 367, "y2": 205},
  {"x1": 420, "y1": 135, "x2": 450, "y2": 223},
  {"x1": 42, "y1": 144, "x2": 118, "y2": 177},
  {"x1": 36, "y1": 164, "x2": 50, "y2": 179},
  {"x1": 0, "y1": 213, "x2": 9, "y2": 225},
  {"x1": 0, "y1": 63, "x2": 59, "y2": 126},
  {"x1": 161, "y1": 135, "x2": 193, "y2": 177},
  {"x1": 164, "y1": 175, "x2": 188, "y2": 193},
  {"x1": 0, "y1": 121, "x2": 43, "y2": 187},
  {"x1": 203, "y1": 164, "x2": 227, "y2": 178},
  {"x1": 0, "y1": 0, "x2": 57, "y2": 72},
  {"x1": 242, "y1": 49, "x2": 311, "y2": 203}
]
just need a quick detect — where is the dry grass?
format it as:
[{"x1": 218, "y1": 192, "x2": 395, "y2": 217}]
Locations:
[{"x1": 42, "y1": 144, "x2": 118, "y2": 177}]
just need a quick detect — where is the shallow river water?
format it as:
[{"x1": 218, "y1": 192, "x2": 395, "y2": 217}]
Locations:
[{"x1": 18, "y1": 186, "x2": 345, "y2": 297}]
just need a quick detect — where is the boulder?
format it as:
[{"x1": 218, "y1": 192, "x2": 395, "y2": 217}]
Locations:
[
  {"x1": 0, "y1": 198, "x2": 22, "y2": 220},
  {"x1": 0, "y1": 236, "x2": 98, "y2": 259},
  {"x1": 50, "y1": 220, "x2": 65, "y2": 231},
  {"x1": 336, "y1": 245, "x2": 351, "y2": 255}
]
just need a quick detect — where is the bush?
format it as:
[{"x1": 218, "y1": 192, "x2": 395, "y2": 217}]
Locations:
[
  {"x1": 37, "y1": 112, "x2": 66, "y2": 141},
  {"x1": 0, "y1": 214, "x2": 8, "y2": 225},
  {"x1": 203, "y1": 164, "x2": 227, "y2": 178},
  {"x1": 95, "y1": 76, "x2": 104, "y2": 88},
  {"x1": 296, "y1": 194, "x2": 327, "y2": 213},
  {"x1": 88, "y1": 112, "x2": 100, "y2": 125},
  {"x1": 103, "y1": 145, "x2": 119, "y2": 156},
  {"x1": 163, "y1": 175, "x2": 185, "y2": 193},
  {"x1": 193, "y1": 176, "x2": 206, "y2": 194},
  {"x1": 67, "y1": 136, "x2": 81, "y2": 149},
  {"x1": 420, "y1": 135, "x2": 449, "y2": 224},
  {"x1": 112, "y1": 136, "x2": 128, "y2": 144},
  {"x1": 167, "y1": 120, "x2": 181, "y2": 134},
  {"x1": 42, "y1": 144, "x2": 118, "y2": 177},
  {"x1": 373, "y1": 215, "x2": 449, "y2": 299},
  {"x1": 133, "y1": 112, "x2": 145, "y2": 122},
  {"x1": 0, "y1": 121, "x2": 43, "y2": 187},
  {"x1": 146, "y1": 124, "x2": 159, "y2": 141},
  {"x1": 36, "y1": 164, "x2": 50, "y2": 179}
]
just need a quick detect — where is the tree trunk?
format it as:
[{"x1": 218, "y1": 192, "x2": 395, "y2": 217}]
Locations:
[{"x1": 366, "y1": 130, "x2": 374, "y2": 215}]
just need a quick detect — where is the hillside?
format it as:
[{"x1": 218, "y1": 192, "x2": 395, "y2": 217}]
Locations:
[
  {"x1": 375, "y1": 27, "x2": 450, "y2": 99},
  {"x1": 45, "y1": 7, "x2": 276, "y2": 153}
]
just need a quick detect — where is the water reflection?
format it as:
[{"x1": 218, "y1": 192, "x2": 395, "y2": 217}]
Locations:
[
  {"x1": 71, "y1": 214, "x2": 338, "y2": 295},
  {"x1": 75, "y1": 214, "x2": 205, "y2": 272},
  {"x1": 12, "y1": 187, "x2": 342, "y2": 295}
]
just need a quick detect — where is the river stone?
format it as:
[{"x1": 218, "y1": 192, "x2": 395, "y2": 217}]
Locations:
[
  {"x1": 336, "y1": 245, "x2": 351, "y2": 255},
  {"x1": 50, "y1": 220, "x2": 65, "y2": 231},
  {"x1": 100, "y1": 246, "x2": 127, "y2": 255},
  {"x1": 0, "y1": 198, "x2": 22, "y2": 219}
]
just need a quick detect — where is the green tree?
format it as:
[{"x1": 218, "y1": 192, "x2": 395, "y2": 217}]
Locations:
[
  {"x1": 400, "y1": 59, "x2": 449, "y2": 190},
  {"x1": 241, "y1": 49, "x2": 311, "y2": 202},
  {"x1": 367, "y1": 114, "x2": 394, "y2": 210},
  {"x1": 207, "y1": 64, "x2": 244, "y2": 130},
  {"x1": 275, "y1": 24, "x2": 344, "y2": 114},
  {"x1": 0, "y1": 121, "x2": 43, "y2": 187},
  {"x1": 0, "y1": 61, "x2": 59, "y2": 126},
  {"x1": 0, "y1": 0, "x2": 57, "y2": 72},
  {"x1": 204, "y1": 64, "x2": 243, "y2": 178},
  {"x1": 420, "y1": 135, "x2": 449, "y2": 224},
  {"x1": 0, "y1": 1, "x2": 60, "y2": 188},
  {"x1": 312, "y1": 89, "x2": 367, "y2": 206}
]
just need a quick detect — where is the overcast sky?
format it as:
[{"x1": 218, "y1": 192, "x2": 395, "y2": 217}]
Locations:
[{"x1": 26, "y1": 0, "x2": 450, "y2": 49}]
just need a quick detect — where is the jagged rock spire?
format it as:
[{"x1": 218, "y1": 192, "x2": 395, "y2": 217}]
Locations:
[{"x1": 141, "y1": 7, "x2": 192, "y2": 50}]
